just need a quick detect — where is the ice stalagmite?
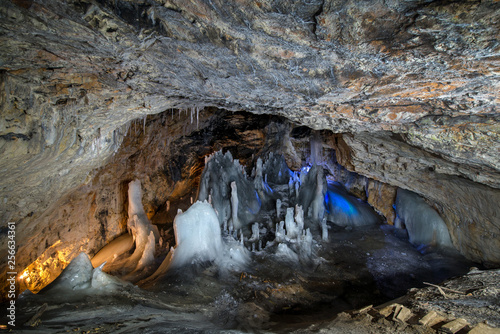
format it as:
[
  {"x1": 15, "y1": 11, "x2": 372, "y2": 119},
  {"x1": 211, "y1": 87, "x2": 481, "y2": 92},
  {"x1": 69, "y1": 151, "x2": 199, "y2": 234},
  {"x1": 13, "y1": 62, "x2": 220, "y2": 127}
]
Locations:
[
  {"x1": 137, "y1": 231, "x2": 156, "y2": 270},
  {"x1": 230, "y1": 181, "x2": 240, "y2": 229},
  {"x1": 249, "y1": 223, "x2": 259, "y2": 242},
  {"x1": 295, "y1": 205, "x2": 304, "y2": 231},
  {"x1": 126, "y1": 180, "x2": 158, "y2": 269},
  {"x1": 285, "y1": 207, "x2": 299, "y2": 239},
  {"x1": 311, "y1": 167, "x2": 326, "y2": 224},
  {"x1": 198, "y1": 151, "x2": 261, "y2": 228},
  {"x1": 276, "y1": 199, "x2": 282, "y2": 219},
  {"x1": 321, "y1": 218, "x2": 328, "y2": 241},
  {"x1": 161, "y1": 201, "x2": 224, "y2": 270}
]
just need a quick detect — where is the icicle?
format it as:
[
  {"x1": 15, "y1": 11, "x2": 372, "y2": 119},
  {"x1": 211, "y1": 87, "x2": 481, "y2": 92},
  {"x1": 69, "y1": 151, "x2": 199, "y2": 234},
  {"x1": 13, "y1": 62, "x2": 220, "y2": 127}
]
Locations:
[
  {"x1": 275, "y1": 221, "x2": 285, "y2": 242},
  {"x1": 321, "y1": 218, "x2": 328, "y2": 241},
  {"x1": 239, "y1": 229, "x2": 244, "y2": 245},
  {"x1": 196, "y1": 107, "x2": 199, "y2": 129},
  {"x1": 143, "y1": 115, "x2": 146, "y2": 134},
  {"x1": 276, "y1": 199, "x2": 282, "y2": 219},
  {"x1": 258, "y1": 239, "x2": 262, "y2": 251},
  {"x1": 295, "y1": 205, "x2": 304, "y2": 231},
  {"x1": 249, "y1": 223, "x2": 259, "y2": 242},
  {"x1": 190, "y1": 107, "x2": 193, "y2": 124},
  {"x1": 230, "y1": 181, "x2": 239, "y2": 229},
  {"x1": 252, "y1": 243, "x2": 256, "y2": 252},
  {"x1": 285, "y1": 207, "x2": 299, "y2": 239},
  {"x1": 223, "y1": 219, "x2": 228, "y2": 232}
]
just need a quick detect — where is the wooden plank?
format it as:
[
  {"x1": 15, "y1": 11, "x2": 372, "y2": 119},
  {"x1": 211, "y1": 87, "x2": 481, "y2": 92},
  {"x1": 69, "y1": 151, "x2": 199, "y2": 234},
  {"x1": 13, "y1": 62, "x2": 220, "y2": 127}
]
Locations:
[
  {"x1": 440, "y1": 318, "x2": 469, "y2": 334},
  {"x1": 468, "y1": 323, "x2": 500, "y2": 334}
]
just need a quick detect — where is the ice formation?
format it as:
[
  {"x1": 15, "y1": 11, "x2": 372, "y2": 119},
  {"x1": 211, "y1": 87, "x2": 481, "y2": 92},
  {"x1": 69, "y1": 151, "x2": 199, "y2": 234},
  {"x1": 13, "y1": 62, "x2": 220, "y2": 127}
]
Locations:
[
  {"x1": 41, "y1": 252, "x2": 93, "y2": 293},
  {"x1": 40, "y1": 253, "x2": 130, "y2": 294},
  {"x1": 137, "y1": 231, "x2": 156, "y2": 269},
  {"x1": 89, "y1": 151, "x2": 383, "y2": 287},
  {"x1": 147, "y1": 200, "x2": 250, "y2": 281},
  {"x1": 325, "y1": 182, "x2": 380, "y2": 227},
  {"x1": 198, "y1": 151, "x2": 261, "y2": 228},
  {"x1": 285, "y1": 207, "x2": 299, "y2": 239},
  {"x1": 230, "y1": 181, "x2": 240, "y2": 229},
  {"x1": 127, "y1": 180, "x2": 157, "y2": 270},
  {"x1": 297, "y1": 165, "x2": 327, "y2": 226},
  {"x1": 195, "y1": 151, "x2": 381, "y2": 268},
  {"x1": 395, "y1": 189, "x2": 453, "y2": 249},
  {"x1": 166, "y1": 201, "x2": 223, "y2": 269}
]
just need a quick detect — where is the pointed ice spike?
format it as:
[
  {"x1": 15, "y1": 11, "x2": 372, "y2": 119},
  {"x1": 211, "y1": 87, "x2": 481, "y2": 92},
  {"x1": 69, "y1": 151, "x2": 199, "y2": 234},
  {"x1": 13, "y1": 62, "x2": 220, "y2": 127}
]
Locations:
[{"x1": 97, "y1": 261, "x2": 107, "y2": 270}]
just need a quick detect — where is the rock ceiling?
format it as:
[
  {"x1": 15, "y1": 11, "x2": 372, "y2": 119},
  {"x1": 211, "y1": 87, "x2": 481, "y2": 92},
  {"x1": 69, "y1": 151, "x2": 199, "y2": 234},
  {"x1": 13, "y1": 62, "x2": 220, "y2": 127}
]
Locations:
[{"x1": 0, "y1": 0, "x2": 499, "y2": 282}]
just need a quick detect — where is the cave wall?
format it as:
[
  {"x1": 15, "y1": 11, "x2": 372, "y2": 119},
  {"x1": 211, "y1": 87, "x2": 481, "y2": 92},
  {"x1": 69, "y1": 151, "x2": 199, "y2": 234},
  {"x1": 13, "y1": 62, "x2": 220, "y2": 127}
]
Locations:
[{"x1": 0, "y1": 0, "x2": 499, "y2": 294}]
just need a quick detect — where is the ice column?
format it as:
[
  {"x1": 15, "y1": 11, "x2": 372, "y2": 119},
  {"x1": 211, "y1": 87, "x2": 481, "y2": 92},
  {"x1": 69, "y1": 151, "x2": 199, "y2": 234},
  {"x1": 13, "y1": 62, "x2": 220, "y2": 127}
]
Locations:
[
  {"x1": 321, "y1": 218, "x2": 328, "y2": 241},
  {"x1": 249, "y1": 223, "x2": 260, "y2": 242},
  {"x1": 285, "y1": 207, "x2": 299, "y2": 239},
  {"x1": 295, "y1": 205, "x2": 304, "y2": 231},
  {"x1": 311, "y1": 168, "x2": 325, "y2": 223},
  {"x1": 230, "y1": 181, "x2": 240, "y2": 229},
  {"x1": 276, "y1": 199, "x2": 282, "y2": 219}
]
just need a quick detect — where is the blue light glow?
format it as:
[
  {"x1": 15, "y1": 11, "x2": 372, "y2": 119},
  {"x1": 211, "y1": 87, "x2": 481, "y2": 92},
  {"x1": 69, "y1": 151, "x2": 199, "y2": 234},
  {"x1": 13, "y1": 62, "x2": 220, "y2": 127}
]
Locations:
[
  {"x1": 325, "y1": 190, "x2": 357, "y2": 216},
  {"x1": 247, "y1": 191, "x2": 262, "y2": 215}
]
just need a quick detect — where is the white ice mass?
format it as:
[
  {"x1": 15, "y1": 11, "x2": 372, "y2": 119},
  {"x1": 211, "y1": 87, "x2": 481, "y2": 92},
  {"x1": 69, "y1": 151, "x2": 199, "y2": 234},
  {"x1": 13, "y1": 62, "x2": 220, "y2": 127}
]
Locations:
[
  {"x1": 163, "y1": 201, "x2": 223, "y2": 270},
  {"x1": 40, "y1": 252, "x2": 130, "y2": 295},
  {"x1": 395, "y1": 189, "x2": 453, "y2": 249}
]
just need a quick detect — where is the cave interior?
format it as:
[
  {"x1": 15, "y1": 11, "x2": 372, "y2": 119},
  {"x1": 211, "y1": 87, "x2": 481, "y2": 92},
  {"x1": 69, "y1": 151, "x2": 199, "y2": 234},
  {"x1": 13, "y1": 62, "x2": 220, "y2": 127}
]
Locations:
[{"x1": 0, "y1": 0, "x2": 499, "y2": 333}]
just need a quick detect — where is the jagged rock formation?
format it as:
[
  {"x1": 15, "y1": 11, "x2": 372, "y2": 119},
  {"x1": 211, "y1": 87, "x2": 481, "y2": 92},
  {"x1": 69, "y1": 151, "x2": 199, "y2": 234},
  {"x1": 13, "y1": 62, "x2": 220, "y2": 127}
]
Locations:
[{"x1": 0, "y1": 0, "x2": 499, "y2": 294}]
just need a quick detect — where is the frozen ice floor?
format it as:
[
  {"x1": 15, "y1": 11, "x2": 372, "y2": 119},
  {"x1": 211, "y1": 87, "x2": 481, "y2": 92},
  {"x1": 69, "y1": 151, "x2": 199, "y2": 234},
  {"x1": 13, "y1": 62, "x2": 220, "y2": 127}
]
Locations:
[{"x1": 13, "y1": 224, "x2": 476, "y2": 333}]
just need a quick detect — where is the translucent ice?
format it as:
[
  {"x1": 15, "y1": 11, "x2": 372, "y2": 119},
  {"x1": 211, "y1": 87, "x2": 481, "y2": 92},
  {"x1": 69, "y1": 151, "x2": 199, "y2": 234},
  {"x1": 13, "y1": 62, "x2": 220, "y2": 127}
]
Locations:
[
  {"x1": 41, "y1": 252, "x2": 93, "y2": 293},
  {"x1": 325, "y1": 182, "x2": 379, "y2": 227},
  {"x1": 166, "y1": 201, "x2": 223, "y2": 270},
  {"x1": 91, "y1": 262, "x2": 131, "y2": 290},
  {"x1": 395, "y1": 189, "x2": 453, "y2": 249},
  {"x1": 285, "y1": 207, "x2": 299, "y2": 239},
  {"x1": 297, "y1": 165, "x2": 327, "y2": 226},
  {"x1": 40, "y1": 253, "x2": 130, "y2": 294},
  {"x1": 276, "y1": 243, "x2": 299, "y2": 263},
  {"x1": 137, "y1": 231, "x2": 156, "y2": 270},
  {"x1": 127, "y1": 180, "x2": 158, "y2": 269},
  {"x1": 198, "y1": 151, "x2": 261, "y2": 228}
]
